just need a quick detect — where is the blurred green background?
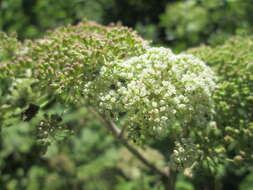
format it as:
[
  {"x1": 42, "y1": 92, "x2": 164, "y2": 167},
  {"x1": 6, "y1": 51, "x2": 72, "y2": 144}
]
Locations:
[
  {"x1": 1, "y1": 0, "x2": 253, "y2": 190},
  {"x1": 1, "y1": 0, "x2": 253, "y2": 50}
]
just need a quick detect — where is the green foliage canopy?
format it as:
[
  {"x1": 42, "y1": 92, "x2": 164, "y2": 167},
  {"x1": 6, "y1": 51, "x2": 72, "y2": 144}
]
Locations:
[{"x1": 160, "y1": 0, "x2": 253, "y2": 50}]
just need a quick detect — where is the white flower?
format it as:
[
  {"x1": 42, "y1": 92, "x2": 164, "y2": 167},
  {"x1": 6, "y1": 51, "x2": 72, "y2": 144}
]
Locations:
[
  {"x1": 160, "y1": 106, "x2": 166, "y2": 112},
  {"x1": 161, "y1": 116, "x2": 168, "y2": 121},
  {"x1": 152, "y1": 102, "x2": 158, "y2": 107},
  {"x1": 111, "y1": 97, "x2": 116, "y2": 103}
]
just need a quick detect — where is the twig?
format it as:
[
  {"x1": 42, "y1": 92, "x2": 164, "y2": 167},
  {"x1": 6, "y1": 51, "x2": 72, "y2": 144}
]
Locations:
[{"x1": 89, "y1": 108, "x2": 169, "y2": 178}]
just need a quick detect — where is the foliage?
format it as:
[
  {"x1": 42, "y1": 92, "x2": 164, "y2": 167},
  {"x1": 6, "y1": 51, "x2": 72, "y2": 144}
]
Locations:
[
  {"x1": 2, "y1": 0, "x2": 253, "y2": 51},
  {"x1": 0, "y1": 0, "x2": 115, "y2": 39},
  {"x1": 0, "y1": 0, "x2": 171, "y2": 41},
  {"x1": 160, "y1": 0, "x2": 253, "y2": 50},
  {"x1": 0, "y1": 106, "x2": 121, "y2": 190}
]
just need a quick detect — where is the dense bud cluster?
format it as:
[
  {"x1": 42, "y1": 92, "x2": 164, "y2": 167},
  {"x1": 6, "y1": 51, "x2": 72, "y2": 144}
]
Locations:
[{"x1": 8, "y1": 21, "x2": 148, "y2": 102}]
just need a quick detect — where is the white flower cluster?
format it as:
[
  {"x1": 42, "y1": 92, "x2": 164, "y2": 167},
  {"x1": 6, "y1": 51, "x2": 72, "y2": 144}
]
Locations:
[{"x1": 97, "y1": 47, "x2": 215, "y2": 135}]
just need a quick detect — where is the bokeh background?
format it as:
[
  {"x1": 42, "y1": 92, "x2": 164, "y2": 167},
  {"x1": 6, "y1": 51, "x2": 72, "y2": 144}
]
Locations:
[
  {"x1": 1, "y1": 0, "x2": 253, "y2": 190},
  {"x1": 1, "y1": 0, "x2": 253, "y2": 50}
]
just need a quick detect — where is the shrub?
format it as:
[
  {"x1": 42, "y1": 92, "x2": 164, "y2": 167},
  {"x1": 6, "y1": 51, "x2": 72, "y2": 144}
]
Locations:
[{"x1": 1, "y1": 20, "x2": 217, "y2": 190}]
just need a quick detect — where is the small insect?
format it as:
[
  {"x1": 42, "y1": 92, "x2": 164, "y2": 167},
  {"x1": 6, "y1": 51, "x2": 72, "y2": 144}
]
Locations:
[{"x1": 21, "y1": 104, "x2": 40, "y2": 121}]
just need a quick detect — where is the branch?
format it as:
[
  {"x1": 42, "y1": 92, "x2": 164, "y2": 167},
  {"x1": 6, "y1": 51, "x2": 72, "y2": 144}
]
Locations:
[{"x1": 89, "y1": 108, "x2": 169, "y2": 178}]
